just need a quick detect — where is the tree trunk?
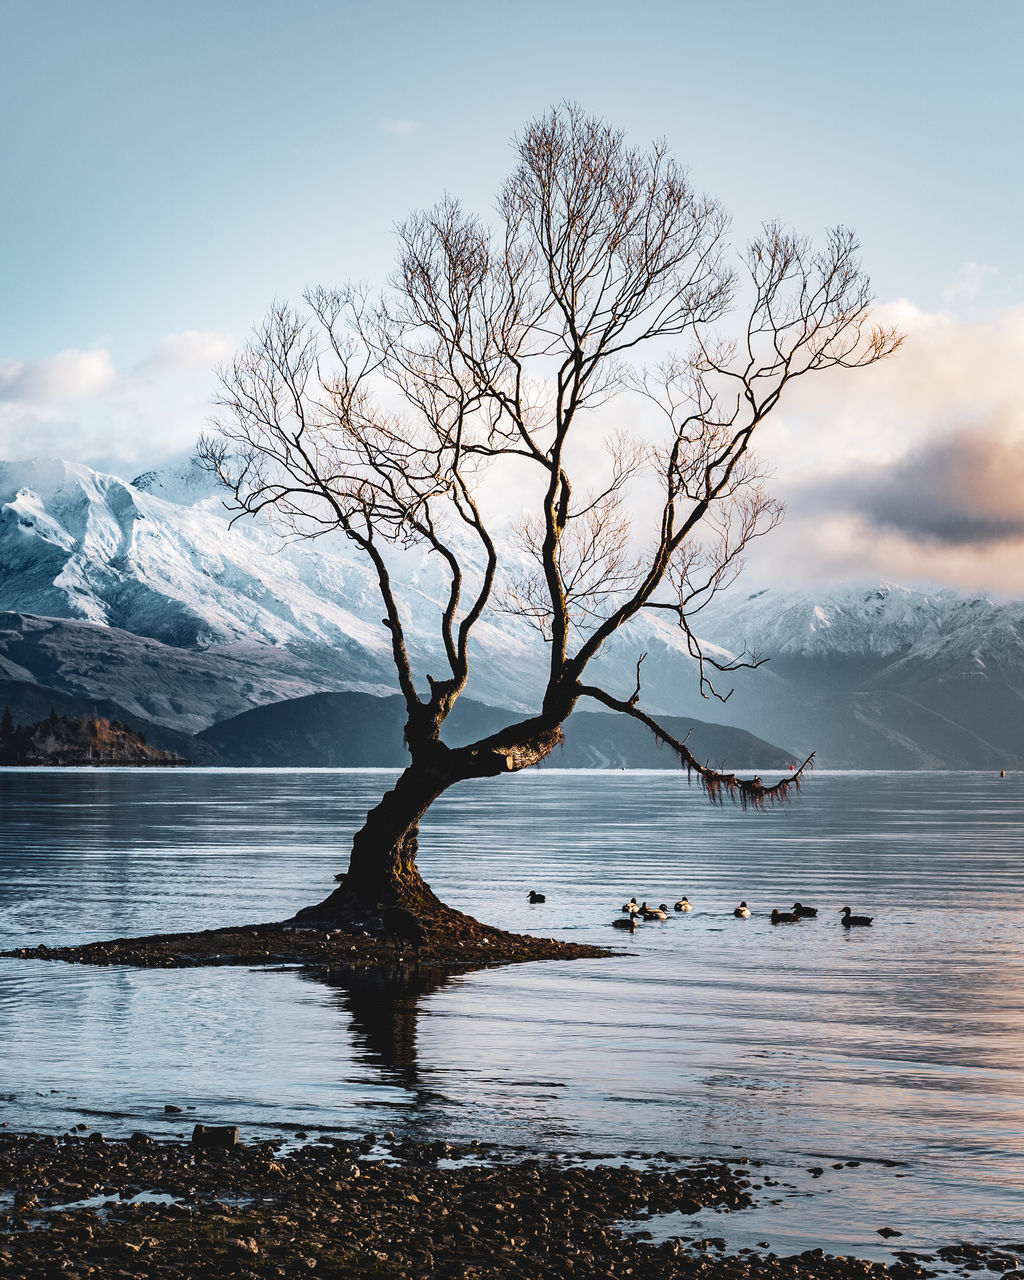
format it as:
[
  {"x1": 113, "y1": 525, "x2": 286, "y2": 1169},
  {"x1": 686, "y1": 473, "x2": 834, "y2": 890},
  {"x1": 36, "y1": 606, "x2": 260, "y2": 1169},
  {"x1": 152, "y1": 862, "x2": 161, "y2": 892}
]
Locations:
[
  {"x1": 289, "y1": 718, "x2": 566, "y2": 929},
  {"x1": 291, "y1": 761, "x2": 452, "y2": 925}
]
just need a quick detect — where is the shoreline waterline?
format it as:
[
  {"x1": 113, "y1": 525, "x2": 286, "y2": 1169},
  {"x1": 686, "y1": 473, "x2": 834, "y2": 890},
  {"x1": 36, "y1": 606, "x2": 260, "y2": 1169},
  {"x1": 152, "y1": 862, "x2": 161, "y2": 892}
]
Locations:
[{"x1": 2, "y1": 1128, "x2": 1017, "y2": 1279}]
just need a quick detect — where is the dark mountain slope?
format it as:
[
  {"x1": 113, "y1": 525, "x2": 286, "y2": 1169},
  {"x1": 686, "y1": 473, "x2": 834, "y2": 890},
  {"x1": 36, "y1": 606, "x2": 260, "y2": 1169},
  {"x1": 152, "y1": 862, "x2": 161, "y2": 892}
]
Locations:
[{"x1": 198, "y1": 692, "x2": 798, "y2": 770}]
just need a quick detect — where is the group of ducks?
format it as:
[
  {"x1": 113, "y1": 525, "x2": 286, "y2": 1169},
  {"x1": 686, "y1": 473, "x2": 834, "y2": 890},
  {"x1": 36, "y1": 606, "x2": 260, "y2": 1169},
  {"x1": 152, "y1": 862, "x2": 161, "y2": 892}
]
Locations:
[
  {"x1": 614, "y1": 897, "x2": 693, "y2": 924},
  {"x1": 526, "y1": 890, "x2": 874, "y2": 929},
  {"x1": 610, "y1": 897, "x2": 873, "y2": 930}
]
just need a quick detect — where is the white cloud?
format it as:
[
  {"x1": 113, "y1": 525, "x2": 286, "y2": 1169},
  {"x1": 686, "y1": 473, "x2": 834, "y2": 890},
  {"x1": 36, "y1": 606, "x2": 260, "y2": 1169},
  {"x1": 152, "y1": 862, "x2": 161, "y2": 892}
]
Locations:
[
  {"x1": 0, "y1": 330, "x2": 237, "y2": 472},
  {"x1": 0, "y1": 348, "x2": 116, "y2": 402},
  {"x1": 943, "y1": 261, "x2": 999, "y2": 305},
  {"x1": 377, "y1": 118, "x2": 419, "y2": 137},
  {"x1": 138, "y1": 330, "x2": 235, "y2": 374},
  {"x1": 755, "y1": 301, "x2": 1024, "y2": 474}
]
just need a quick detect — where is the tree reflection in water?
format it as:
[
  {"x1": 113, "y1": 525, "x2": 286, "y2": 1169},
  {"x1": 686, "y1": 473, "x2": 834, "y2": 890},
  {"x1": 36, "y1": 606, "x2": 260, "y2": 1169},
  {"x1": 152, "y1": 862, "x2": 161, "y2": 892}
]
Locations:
[{"x1": 305, "y1": 963, "x2": 461, "y2": 1099}]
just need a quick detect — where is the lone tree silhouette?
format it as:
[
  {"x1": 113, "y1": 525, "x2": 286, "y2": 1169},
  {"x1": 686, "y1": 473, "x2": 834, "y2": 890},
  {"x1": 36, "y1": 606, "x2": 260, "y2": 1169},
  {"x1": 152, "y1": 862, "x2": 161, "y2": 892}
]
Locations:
[{"x1": 200, "y1": 106, "x2": 900, "y2": 928}]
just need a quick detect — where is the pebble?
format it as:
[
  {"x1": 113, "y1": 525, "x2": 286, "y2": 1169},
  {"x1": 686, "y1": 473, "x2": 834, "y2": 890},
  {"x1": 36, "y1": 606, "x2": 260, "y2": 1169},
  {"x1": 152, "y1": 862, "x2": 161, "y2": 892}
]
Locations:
[{"x1": 1, "y1": 1132, "x2": 1015, "y2": 1280}]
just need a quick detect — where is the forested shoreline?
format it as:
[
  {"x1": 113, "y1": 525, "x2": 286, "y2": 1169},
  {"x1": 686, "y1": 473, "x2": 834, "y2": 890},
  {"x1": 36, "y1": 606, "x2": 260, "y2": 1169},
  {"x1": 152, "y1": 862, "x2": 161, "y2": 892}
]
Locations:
[{"x1": 0, "y1": 707, "x2": 189, "y2": 766}]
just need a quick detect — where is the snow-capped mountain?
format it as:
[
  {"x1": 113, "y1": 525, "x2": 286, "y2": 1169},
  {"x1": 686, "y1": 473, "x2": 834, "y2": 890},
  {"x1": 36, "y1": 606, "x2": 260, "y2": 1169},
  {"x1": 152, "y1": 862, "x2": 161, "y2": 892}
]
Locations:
[
  {"x1": 0, "y1": 457, "x2": 402, "y2": 658},
  {"x1": 699, "y1": 582, "x2": 1024, "y2": 670},
  {"x1": 0, "y1": 457, "x2": 709, "y2": 724},
  {"x1": 689, "y1": 584, "x2": 1024, "y2": 768},
  {"x1": 1, "y1": 456, "x2": 1022, "y2": 767}
]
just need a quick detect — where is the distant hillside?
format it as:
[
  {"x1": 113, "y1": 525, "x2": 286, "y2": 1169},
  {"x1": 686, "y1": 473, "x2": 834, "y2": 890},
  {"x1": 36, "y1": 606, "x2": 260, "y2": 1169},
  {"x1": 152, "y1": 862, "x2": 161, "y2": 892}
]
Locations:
[
  {"x1": 0, "y1": 672, "x2": 221, "y2": 763},
  {"x1": 6, "y1": 459, "x2": 1024, "y2": 767},
  {"x1": 683, "y1": 584, "x2": 1024, "y2": 769},
  {"x1": 197, "y1": 692, "x2": 798, "y2": 771},
  {"x1": 0, "y1": 611, "x2": 381, "y2": 739},
  {"x1": 543, "y1": 710, "x2": 797, "y2": 771},
  {"x1": 0, "y1": 707, "x2": 190, "y2": 766}
]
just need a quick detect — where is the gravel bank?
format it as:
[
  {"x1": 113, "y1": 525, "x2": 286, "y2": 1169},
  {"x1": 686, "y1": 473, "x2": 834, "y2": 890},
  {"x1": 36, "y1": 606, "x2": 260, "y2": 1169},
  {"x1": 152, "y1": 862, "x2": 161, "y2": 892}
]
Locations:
[{"x1": 4, "y1": 1130, "x2": 1009, "y2": 1280}]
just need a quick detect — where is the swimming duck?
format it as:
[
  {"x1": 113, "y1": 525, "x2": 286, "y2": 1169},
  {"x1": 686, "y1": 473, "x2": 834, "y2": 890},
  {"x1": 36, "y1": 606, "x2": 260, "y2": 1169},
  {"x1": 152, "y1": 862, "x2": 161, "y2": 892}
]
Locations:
[
  {"x1": 674, "y1": 897, "x2": 692, "y2": 912},
  {"x1": 770, "y1": 908, "x2": 800, "y2": 924},
  {"x1": 640, "y1": 902, "x2": 668, "y2": 920},
  {"x1": 839, "y1": 906, "x2": 873, "y2": 927},
  {"x1": 733, "y1": 901, "x2": 751, "y2": 918},
  {"x1": 621, "y1": 898, "x2": 640, "y2": 914},
  {"x1": 528, "y1": 890, "x2": 546, "y2": 903},
  {"x1": 612, "y1": 915, "x2": 640, "y2": 930},
  {"x1": 792, "y1": 902, "x2": 817, "y2": 918}
]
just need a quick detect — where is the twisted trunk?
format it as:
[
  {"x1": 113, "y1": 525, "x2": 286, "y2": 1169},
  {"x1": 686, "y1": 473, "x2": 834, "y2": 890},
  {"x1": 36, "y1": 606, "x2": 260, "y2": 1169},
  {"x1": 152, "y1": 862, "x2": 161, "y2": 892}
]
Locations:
[
  {"x1": 291, "y1": 717, "x2": 566, "y2": 928},
  {"x1": 292, "y1": 764, "x2": 450, "y2": 924}
]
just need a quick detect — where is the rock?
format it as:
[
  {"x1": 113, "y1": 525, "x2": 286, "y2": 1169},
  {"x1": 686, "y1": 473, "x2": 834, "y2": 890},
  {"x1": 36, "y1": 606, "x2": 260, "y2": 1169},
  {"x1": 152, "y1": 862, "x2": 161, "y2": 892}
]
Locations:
[{"x1": 191, "y1": 1124, "x2": 240, "y2": 1149}]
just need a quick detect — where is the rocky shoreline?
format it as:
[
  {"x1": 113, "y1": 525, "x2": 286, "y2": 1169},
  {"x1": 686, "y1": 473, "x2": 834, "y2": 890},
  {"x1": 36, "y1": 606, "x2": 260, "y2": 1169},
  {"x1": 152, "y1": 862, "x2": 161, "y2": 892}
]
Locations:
[
  {"x1": 3, "y1": 1129, "x2": 1013, "y2": 1280},
  {"x1": 3, "y1": 932, "x2": 1020, "y2": 1277}
]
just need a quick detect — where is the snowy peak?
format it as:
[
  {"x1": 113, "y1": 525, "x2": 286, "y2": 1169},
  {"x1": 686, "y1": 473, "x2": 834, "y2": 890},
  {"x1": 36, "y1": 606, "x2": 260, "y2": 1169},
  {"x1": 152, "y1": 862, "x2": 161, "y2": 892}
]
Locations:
[
  {"x1": 0, "y1": 460, "x2": 151, "y2": 628},
  {"x1": 683, "y1": 581, "x2": 1024, "y2": 768},
  {"x1": 701, "y1": 581, "x2": 1022, "y2": 674},
  {"x1": 0, "y1": 457, "x2": 391, "y2": 652},
  {"x1": 131, "y1": 457, "x2": 221, "y2": 506}
]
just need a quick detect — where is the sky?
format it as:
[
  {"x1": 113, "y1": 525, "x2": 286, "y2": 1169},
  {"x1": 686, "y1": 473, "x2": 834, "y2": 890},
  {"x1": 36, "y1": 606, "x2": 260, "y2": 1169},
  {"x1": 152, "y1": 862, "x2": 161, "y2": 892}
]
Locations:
[{"x1": 1, "y1": 0, "x2": 1022, "y2": 595}]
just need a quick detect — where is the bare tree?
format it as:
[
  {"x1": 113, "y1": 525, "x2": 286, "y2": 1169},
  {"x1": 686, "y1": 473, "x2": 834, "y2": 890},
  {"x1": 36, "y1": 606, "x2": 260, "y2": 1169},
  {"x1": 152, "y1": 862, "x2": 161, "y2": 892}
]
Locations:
[{"x1": 200, "y1": 105, "x2": 901, "y2": 927}]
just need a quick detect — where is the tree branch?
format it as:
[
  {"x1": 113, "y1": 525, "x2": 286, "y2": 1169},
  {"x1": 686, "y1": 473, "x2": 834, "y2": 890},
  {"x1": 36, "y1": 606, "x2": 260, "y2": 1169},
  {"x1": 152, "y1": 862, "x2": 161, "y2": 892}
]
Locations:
[{"x1": 577, "y1": 682, "x2": 814, "y2": 807}]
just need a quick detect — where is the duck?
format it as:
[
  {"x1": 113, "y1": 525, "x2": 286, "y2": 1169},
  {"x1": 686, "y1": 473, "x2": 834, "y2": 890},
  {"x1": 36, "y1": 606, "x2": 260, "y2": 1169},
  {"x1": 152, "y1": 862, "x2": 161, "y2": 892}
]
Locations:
[
  {"x1": 621, "y1": 898, "x2": 640, "y2": 914},
  {"x1": 792, "y1": 902, "x2": 818, "y2": 918},
  {"x1": 640, "y1": 901, "x2": 668, "y2": 920},
  {"x1": 674, "y1": 897, "x2": 692, "y2": 912},
  {"x1": 612, "y1": 915, "x2": 640, "y2": 930},
  {"x1": 528, "y1": 890, "x2": 546, "y2": 903},
  {"x1": 770, "y1": 908, "x2": 800, "y2": 924},
  {"x1": 839, "y1": 906, "x2": 873, "y2": 927},
  {"x1": 733, "y1": 901, "x2": 751, "y2": 918}
]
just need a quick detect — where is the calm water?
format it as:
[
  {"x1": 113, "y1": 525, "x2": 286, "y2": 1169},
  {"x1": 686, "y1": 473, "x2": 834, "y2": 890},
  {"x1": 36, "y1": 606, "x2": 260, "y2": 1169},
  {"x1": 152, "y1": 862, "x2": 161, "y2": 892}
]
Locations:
[{"x1": 1, "y1": 767, "x2": 1023, "y2": 1259}]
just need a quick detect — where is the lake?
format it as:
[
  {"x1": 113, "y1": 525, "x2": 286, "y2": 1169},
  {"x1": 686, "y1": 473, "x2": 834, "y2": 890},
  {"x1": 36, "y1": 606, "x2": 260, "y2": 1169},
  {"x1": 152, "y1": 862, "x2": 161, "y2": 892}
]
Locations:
[{"x1": 1, "y1": 767, "x2": 1023, "y2": 1260}]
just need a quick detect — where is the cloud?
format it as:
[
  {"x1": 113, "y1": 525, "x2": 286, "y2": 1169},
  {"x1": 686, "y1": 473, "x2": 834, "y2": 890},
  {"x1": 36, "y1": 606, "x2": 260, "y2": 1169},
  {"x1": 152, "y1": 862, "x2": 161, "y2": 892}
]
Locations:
[
  {"x1": 4, "y1": 303, "x2": 1024, "y2": 598},
  {"x1": 0, "y1": 348, "x2": 116, "y2": 402},
  {"x1": 739, "y1": 302, "x2": 1024, "y2": 596},
  {"x1": 0, "y1": 331, "x2": 236, "y2": 472},
  {"x1": 754, "y1": 301, "x2": 1024, "y2": 475},
  {"x1": 815, "y1": 423, "x2": 1024, "y2": 547},
  {"x1": 944, "y1": 261, "x2": 999, "y2": 305},
  {"x1": 377, "y1": 118, "x2": 419, "y2": 137},
  {"x1": 138, "y1": 330, "x2": 235, "y2": 374}
]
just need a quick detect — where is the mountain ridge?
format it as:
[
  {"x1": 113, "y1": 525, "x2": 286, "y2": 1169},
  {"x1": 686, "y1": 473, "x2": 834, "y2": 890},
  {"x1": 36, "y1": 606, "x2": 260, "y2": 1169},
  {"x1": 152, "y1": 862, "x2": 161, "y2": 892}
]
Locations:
[
  {"x1": 196, "y1": 692, "x2": 798, "y2": 771},
  {"x1": 1, "y1": 456, "x2": 1022, "y2": 768}
]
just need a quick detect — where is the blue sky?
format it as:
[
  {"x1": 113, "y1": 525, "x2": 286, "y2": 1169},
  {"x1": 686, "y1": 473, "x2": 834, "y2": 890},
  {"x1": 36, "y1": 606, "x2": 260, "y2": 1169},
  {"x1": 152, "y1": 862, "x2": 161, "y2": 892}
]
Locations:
[{"x1": 2, "y1": 0, "x2": 1022, "y2": 590}]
